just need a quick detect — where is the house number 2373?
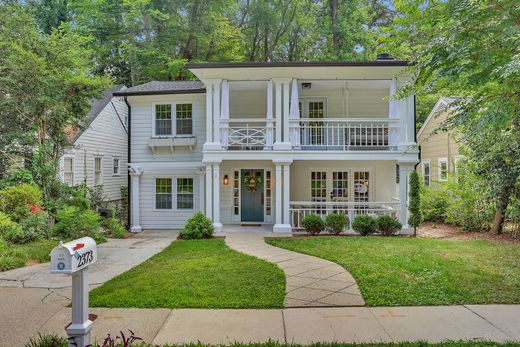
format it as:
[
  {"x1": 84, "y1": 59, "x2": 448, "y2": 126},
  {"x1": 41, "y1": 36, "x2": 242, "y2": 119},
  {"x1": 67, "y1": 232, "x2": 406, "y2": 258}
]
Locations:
[{"x1": 76, "y1": 250, "x2": 94, "y2": 268}]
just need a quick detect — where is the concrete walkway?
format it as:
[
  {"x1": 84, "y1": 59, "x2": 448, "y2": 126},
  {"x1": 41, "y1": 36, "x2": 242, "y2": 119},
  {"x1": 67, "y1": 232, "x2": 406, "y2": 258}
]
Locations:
[
  {"x1": 224, "y1": 232, "x2": 365, "y2": 307},
  {"x1": 0, "y1": 230, "x2": 177, "y2": 289}
]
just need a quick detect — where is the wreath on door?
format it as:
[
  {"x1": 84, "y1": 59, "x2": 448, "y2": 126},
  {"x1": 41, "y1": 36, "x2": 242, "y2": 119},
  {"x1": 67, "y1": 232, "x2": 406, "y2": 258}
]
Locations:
[{"x1": 243, "y1": 172, "x2": 261, "y2": 192}]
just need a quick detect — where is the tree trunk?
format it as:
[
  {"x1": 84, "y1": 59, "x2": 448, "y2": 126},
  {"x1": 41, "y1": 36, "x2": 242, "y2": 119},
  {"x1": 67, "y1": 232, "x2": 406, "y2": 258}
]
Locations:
[
  {"x1": 329, "y1": 0, "x2": 339, "y2": 52},
  {"x1": 491, "y1": 191, "x2": 511, "y2": 234}
]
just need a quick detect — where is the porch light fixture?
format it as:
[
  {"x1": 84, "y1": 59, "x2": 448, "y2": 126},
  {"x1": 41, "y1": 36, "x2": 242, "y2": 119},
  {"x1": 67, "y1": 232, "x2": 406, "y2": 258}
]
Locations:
[
  {"x1": 301, "y1": 82, "x2": 312, "y2": 90},
  {"x1": 223, "y1": 175, "x2": 229, "y2": 185}
]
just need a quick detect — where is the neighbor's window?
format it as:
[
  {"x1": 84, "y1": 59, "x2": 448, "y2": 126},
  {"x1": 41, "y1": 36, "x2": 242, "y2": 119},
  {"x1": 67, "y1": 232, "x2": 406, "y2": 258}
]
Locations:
[
  {"x1": 94, "y1": 157, "x2": 102, "y2": 184},
  {"x1": 156, "y1": 178, "x2": 172, "y2": 209},
  {"x1": 63, "y1": 157, "x2": 74, "y2": 186},
  {"x1": 177, "y1": 178, "x2": 193, "y2": 209},
  {"x1": 438, "y1": 158, "x2": 448, "y2": 181},
  {"x1": 155, "y1": 104, "x2": 172, "y2": 136},
  {"x1": 176, "y1": 104, "x2": 193, "y2": 135},
  {"x1": 422, "y1": 161, "x2": 431, "y2": 186},
  {"x1": 113, "y1": 158, "x2": 120, "y2": 175}
]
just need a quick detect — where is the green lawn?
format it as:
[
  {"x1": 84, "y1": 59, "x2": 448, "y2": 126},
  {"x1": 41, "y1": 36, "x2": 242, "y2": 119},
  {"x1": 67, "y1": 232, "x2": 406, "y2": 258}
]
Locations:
[
  {"x1": 0, "y1": 239, "x2": 57, "y2": 272},
  {"x1": 90, "y1": 239, "x2": 285, "y2": 308},
  {"x1": 267, "y1": 237, "x2": 520, "y2": 306}
]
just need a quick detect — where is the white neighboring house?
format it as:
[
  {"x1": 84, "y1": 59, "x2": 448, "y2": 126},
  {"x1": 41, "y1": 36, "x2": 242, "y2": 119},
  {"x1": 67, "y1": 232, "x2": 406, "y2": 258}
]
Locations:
[
  {"x1": 60, "y1": 85, "x2": 128, "y2": 203},
  {"x1": 118, "y1": 59, "x2": 419, "y2": 233}
]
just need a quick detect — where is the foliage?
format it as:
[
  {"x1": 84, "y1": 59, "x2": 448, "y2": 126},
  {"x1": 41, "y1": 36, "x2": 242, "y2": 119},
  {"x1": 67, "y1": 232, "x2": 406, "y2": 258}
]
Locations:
[
  {"x1": 0, "y1": 212, "x2": 22, "y2": 240},
  {"x1": 52, "y1": 206, "x2": 105, "y2": 242},
  {"x1": 90, "y1": 240, "x2": 285, "y2": 309},
  {"x1": 45, "y1": 183, "x2": 91, "y2": 214},
  {"x1": 179, "y1": 212, "x2": 214, "y2": 240},
  {"x1": 268, "y1": 237, "x2": 520, "y2": 306},
  {"x1": 408, "y1": 171, "x2": 422, "y2": 235},
  {"x1": 104, "y1": 210, "x2": 126, "y2": 239},
  {"x1": 88, "y1": 185, "x2": 106, "y2": 212},
  {"x1": 24, "y1": 332, "x2": 67, "y2": 347},
  {"x1": 376, "y1": 215, "x2": 402, "y2": 236},
  {"x1": 325, "y1": 213, "x2": 349, "y2": 234},
  {"x1": 19, "y1": 210, "x2": 51, "y2": 239},
  {"x1": 0, "y1": 184, "x2": 42, "y2": 222},
  {"x1": 118, "y1": 186, "x2": 129, "y2": 227},
  {"x1": 0, "y1": 238, "x2": 56, "y2": 272},
  {"x1": 351, "y1": 215, "x2": 377, "y2": 236},
  {"x1": 0, "y1": 168, "x2": 35, "y2": 189},
  {"x1": 301, "y1": 214, "x2": 325, "y2": 235},
  {"x1": 421, "y1": 183, "x2": 450, "y2": 223}
]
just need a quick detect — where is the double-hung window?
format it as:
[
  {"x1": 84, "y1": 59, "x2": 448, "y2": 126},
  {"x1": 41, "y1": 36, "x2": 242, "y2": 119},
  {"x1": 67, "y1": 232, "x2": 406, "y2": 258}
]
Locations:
[
  {"x1": 155, "y1": 177, "x2": 194, "y2": 210},
  {"x1": 94, "y1": 157, "x2": 102, "y2": 184},
  {"x1": 113, "y1": 158, "x2": 120, "y2": 176},
  {"x1": 438, "y1": 158, "x2": 448, "y2": 181},
  {"x1": 63, "y1": 157, "x2": 74, "y2": 186},
  {"x1": 154, "y1": 103, "x2": 192, "y2": 136},
  {"x1": 422, "y1": 161, "x2": 431, "y2": 186}
]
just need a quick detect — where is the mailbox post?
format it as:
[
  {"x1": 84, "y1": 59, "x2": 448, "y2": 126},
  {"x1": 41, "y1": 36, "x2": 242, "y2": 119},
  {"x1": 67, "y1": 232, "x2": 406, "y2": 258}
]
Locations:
[{"x1": 50, "y1": 237, "x2": 97, "y2": 347}]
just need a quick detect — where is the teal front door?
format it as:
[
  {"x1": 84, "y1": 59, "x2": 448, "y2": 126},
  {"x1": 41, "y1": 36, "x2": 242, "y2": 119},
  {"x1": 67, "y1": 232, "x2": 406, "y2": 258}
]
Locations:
[{"x1": 241, "y1": 169, "x2": 264, "y2": 222}]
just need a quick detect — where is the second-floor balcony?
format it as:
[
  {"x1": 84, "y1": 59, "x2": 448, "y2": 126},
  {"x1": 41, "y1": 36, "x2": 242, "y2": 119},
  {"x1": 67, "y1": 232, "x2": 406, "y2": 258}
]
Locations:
[{"x1": 224, "y1": 117, "x2": 399, "y2": 151}]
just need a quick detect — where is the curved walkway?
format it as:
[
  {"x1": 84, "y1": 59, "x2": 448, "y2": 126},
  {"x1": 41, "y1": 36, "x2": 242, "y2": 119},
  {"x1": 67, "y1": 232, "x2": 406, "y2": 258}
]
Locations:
[{"x1": 224, "y1": 232, "x2": 364, "y2": 307}]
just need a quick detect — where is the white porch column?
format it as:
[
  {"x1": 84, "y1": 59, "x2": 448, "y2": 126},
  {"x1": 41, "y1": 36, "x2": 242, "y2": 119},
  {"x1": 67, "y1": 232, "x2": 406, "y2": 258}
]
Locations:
[
  {"x1": 203, "y1": 80, "x2": 223, "y2": 151},
  {"x1": 273, "y1": 78, "x2": 292, "y2": 150},
  {"x1": 406, "y1": 95, "x2": 415, "y2": 144},
  {"x1": 129, "y1": 167, "x2": 143, "y2": 233},
  {"x1": 398, "y1": 98, "x2": 408, "y2": 150},
  {"x1": 212, "y1": 162, "x2": 223, "y2": 232},
  {"x1": 398, "y1": 162, "x2": 415, "y2": 234},
  {"x1": 199, "y1": 168, "x2": 205, "y2": 215},
  {"x1": 213, "y1": 80, "x2": 221, "y2": 146},
  {"x1": 273, "y1": 159, "x2": 292, "y2": 233},
  {"x1": 205, "y1": 83, "x2": 213, "y2": 143},
  {"x1": 205, "y1": 164, "x2": 213, "y2": 220}
]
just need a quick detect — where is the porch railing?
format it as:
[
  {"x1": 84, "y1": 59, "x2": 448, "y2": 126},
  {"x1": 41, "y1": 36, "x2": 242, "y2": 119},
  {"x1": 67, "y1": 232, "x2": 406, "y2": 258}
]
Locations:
[
  {"x1": 222, "y1": 118, "x2": 273, "y2": 150},
  {"x1": 293, "y1": 118, "x2": 398, "y2": 150},
  {"x1": 289, "y1": 201, "x2": 400, "y2": 230}
]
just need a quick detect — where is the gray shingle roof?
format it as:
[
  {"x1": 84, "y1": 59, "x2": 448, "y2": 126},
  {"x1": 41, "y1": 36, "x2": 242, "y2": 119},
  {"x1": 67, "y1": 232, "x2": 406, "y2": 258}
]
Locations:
[{"x1": 113, "y1": 81, "x2": 205, "y2": 96}]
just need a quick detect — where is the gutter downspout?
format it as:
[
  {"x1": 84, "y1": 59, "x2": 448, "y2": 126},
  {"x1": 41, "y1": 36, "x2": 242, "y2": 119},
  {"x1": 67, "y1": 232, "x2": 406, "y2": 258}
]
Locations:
[
  {"x1": 414, "y1": 95, "x2": 420, "y2": 169},
  {"x1": 124, "y1": 97, "x2": 131, "y2": 229}
]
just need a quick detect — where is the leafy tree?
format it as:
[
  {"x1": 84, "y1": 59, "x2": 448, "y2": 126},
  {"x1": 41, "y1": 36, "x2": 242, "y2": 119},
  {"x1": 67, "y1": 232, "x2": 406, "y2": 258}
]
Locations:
[
  {"x1": 382, "y1": 0, "x2": 520, "y2": 234},
  {"x1": 0, "y1": 4, "x2": 110, "y2": 196},
  {"x1": 408, "y1": 170, "x2": 422, "y2": 237}
]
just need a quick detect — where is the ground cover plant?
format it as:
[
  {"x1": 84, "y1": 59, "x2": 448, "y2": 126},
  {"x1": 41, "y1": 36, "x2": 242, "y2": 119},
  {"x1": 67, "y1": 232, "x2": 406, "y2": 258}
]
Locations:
[
  {"x1": 267, "y1": 237, "x2": 520, "y2": 306},
  {"x1": 0, "y1": 238, "x2": 56, "y2": 271},
  {"x1": 90, "y1": 240, "x2": 285, "y2": 309}
]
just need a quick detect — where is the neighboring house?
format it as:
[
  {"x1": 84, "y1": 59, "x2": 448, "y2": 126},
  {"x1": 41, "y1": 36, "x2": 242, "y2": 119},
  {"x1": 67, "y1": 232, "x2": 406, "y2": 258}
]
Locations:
[
  {"x1": 59, "y1": 85, "x2": 128, "y2": 203},
  {"x1": 116, "y1": 59, "x2": 419, "y2": 233},
  {"x1": 417, "y1": 97, "x2": 462, "y2": 186}
]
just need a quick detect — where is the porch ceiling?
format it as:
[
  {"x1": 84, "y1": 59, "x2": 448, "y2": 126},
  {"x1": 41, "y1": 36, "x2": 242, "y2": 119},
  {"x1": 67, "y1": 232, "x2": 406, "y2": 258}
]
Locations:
[{"x1": 228, "y1": 79, "x2": 391, "y2": 91}]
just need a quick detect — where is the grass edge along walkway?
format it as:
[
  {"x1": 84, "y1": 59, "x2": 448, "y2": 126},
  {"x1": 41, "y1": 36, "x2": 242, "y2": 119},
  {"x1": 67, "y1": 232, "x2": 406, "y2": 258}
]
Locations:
[
  {"x1": 90, "y1": 239, "x2": 285, "y2": 309},
  {"x1": 266, "y1": 236, "x2": 520, "y2": 307}
]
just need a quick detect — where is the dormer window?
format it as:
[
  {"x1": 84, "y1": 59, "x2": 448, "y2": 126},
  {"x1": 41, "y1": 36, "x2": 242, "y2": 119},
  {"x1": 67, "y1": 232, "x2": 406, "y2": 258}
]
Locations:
[{"x1": 153, "y1": 103, "x2": 193, "y2": 137}]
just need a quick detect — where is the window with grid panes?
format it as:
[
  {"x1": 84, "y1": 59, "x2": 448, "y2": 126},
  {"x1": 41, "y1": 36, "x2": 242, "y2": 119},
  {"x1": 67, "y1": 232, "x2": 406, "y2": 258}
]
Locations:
[
  {"x1": 332, "y1": 172, "x2": 349, "y2": 202},
  {"x1": 176, "y1": 104, "x2": 192, "y2": 135},
  {"x1": 94, "y1": 157, "x2": 102, "y2": 184},
  {"x1": 177, "y1": 178, "x2": 193, "y2": 209},
  {"x1": 155, "y1": 104, "x2": 172, "y2": 135},
  {"x1": 353, "y1": 171, "x2": 370, "y2": 203},
  {"x1": 233, "y1": 171, "x2": 240, "y2": 215},
  {"x1": 156, "y1": 178, "x2": 172, "y2": 209},
  {"x1": 265, "y1": 171, "x2": 271, "y2": 215},
  {"x1": 63, "y1": 158, "x2": 74, "y2": 186}
]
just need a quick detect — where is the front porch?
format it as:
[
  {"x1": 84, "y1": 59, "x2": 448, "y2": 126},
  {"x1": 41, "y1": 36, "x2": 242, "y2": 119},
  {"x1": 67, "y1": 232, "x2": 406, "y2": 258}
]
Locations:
[{"x1": 203, "y1": 159, "x2": 414, "y2": 234}]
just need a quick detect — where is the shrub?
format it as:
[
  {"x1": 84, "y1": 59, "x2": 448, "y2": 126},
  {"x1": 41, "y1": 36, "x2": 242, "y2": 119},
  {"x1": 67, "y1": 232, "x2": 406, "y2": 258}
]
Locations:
[
  {"x1": 0, "y1": 168, "x2": 35, "y2": 189},
  {"x1": 0, "y1": 212, "x2": 21, "y2": 238},
  {"x1": 352, "y1": 214, "x2": 377, "y2": 236},
  {"x1": 301, "y1": 213, "x2": 325, "y2": 235},
  {"x1": 3, "y1": 226, "x2": 39, "y2": 244},
  {"x1": 179, "y1": 212, "x2": 214, "y2": 239},
  {"x1": 24, "y1": 332, "x2": 67, "y2": 347},
  {"x1": 408, "y1": 171, "x2": 422, "y2": 236},
  {"x1": 421, "y1": 184, "x2": 450, "y2": 223},
  {"x1": 376, "y1": 215, "x2": 402, "y2": 236},
  {"x1": 0, "y1": 238, "x2": 5, "y2": 250},
  {"x1": 325, "y1": 213, "x2": 349, "y2": 234},
  {"x1": 104, "y1": 210, "x2": 127, "y2": 238},
  {"x1": 53, "y1": 206, "x2": 105, "y2": 242},
  {"x1": 19, "y1": 210, "x2": 50, "y2": 239},
  {"x1": 0, "y1": 184, "x2": 42, "y2": 222}
]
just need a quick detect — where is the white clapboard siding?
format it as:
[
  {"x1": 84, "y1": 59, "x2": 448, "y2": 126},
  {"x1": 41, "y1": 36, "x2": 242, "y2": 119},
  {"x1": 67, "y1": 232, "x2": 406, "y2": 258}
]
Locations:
[{"x1": 62, "y1": 96, "x2": 128, "y2": 202}]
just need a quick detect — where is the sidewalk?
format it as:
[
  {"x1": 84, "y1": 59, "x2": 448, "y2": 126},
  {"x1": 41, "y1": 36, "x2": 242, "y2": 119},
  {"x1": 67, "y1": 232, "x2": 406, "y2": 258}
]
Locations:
[{"x1": 13, "y1": 295, "x2": 520, "y2": 346}]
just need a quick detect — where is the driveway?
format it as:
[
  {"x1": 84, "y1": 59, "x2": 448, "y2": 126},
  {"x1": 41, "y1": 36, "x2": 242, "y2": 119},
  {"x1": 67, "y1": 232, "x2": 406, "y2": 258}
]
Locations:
[{"x1": 0, "y1": 230, "x2": 176, "y2": 347}]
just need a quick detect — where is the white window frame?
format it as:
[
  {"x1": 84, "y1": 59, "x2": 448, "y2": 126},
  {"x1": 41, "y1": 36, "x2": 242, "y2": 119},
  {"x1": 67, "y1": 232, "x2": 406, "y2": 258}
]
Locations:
[
  {"x1": 422, "y1": 160, "x2": 431, "y2": 186},
  {"x1": 153, "y1": 176, "x2": 196, "y2": 211},
  {"x1": 176, "y1": 177, "x2": 194, "y2": 210},
  {"x1": 152, "y1": 102, "x2": 193, "y2": 138},
  {"x1": 94, "y1": 156, "x2": 103, "y2": 185},
  {"x1": 62, "y1": 155, "x2": 75, "y2": 186},
  {"x1": 438, "y1": 158, "x2": 448, "y2": 181},
  {"x1": 308, "y1": 167, "x2": 373, "y2": 203},
  {"x1": 112, "y1": 157, "x2": 121, "y2": 176}
]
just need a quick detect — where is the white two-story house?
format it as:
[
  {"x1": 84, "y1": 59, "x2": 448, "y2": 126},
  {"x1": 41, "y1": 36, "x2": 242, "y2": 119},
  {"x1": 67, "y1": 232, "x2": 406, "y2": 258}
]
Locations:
[{"x1": 116, "y1": 60, "x2": 419, "y2": 233}]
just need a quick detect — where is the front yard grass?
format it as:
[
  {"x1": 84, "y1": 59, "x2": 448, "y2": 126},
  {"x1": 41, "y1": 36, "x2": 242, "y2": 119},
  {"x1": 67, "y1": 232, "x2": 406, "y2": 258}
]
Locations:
[
  {"x1": 267, "y1": 237, "x2": 520, "y2": 306},
  {"x1": 90, "y1": 239, "x2": 285, "y2": 308},
  {"x1": 0, "y1": 239, "x2": 57, "y2": 272}
]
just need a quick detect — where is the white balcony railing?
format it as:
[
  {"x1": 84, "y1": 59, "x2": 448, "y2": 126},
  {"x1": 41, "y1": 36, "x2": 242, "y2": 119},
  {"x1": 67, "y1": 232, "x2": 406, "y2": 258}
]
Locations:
[
  {"x1": 290, "y1": 201, "x2": 400, "y2": 230},
  {"x1": 293, "y1": 118, "x2": 398, "y2": 150},
  {"x1": 222, "y1": 118, "x2": 272, "y2": 150}
]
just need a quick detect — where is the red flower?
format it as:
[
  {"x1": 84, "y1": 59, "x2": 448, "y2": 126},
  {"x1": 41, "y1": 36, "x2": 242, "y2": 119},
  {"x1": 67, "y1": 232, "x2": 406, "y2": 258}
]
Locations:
[{"x1": 28, "y1": 205, "x2": 43, "y2": 214}]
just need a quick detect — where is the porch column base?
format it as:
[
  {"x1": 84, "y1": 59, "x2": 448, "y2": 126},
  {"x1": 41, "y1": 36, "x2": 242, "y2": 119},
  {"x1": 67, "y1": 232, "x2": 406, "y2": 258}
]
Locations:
[
  {"x1": 213, "y1": 222, "x2": 223, "y2": 233},
  {"x1": 203, "y1": 142, "x2": 223, "y2": 151},
  {"x1": 273, "y1": 223, "x2": 292, "y2": 233},
  {"x1": 399, "y1": 225, "x2": 412, "y2": 235},
  {"x1": 273, "y1": 142, "x2": 292, "y2": 151},
  {"x1": 130, "y1": 225, "x2": 142, "y2": 233}
]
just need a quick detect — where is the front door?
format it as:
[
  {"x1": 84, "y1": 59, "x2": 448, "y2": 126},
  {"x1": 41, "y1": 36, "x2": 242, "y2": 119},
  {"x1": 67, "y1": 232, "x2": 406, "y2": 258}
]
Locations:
[{"x1": 241, "y1": 169, "x2": 264, "y2": 222}]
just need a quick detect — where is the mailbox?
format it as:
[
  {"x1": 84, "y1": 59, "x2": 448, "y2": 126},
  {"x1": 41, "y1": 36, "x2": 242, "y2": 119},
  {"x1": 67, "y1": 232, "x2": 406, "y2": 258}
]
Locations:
[{"x1": 50, "y1": 237, "x2": 97, "y2": 274}]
